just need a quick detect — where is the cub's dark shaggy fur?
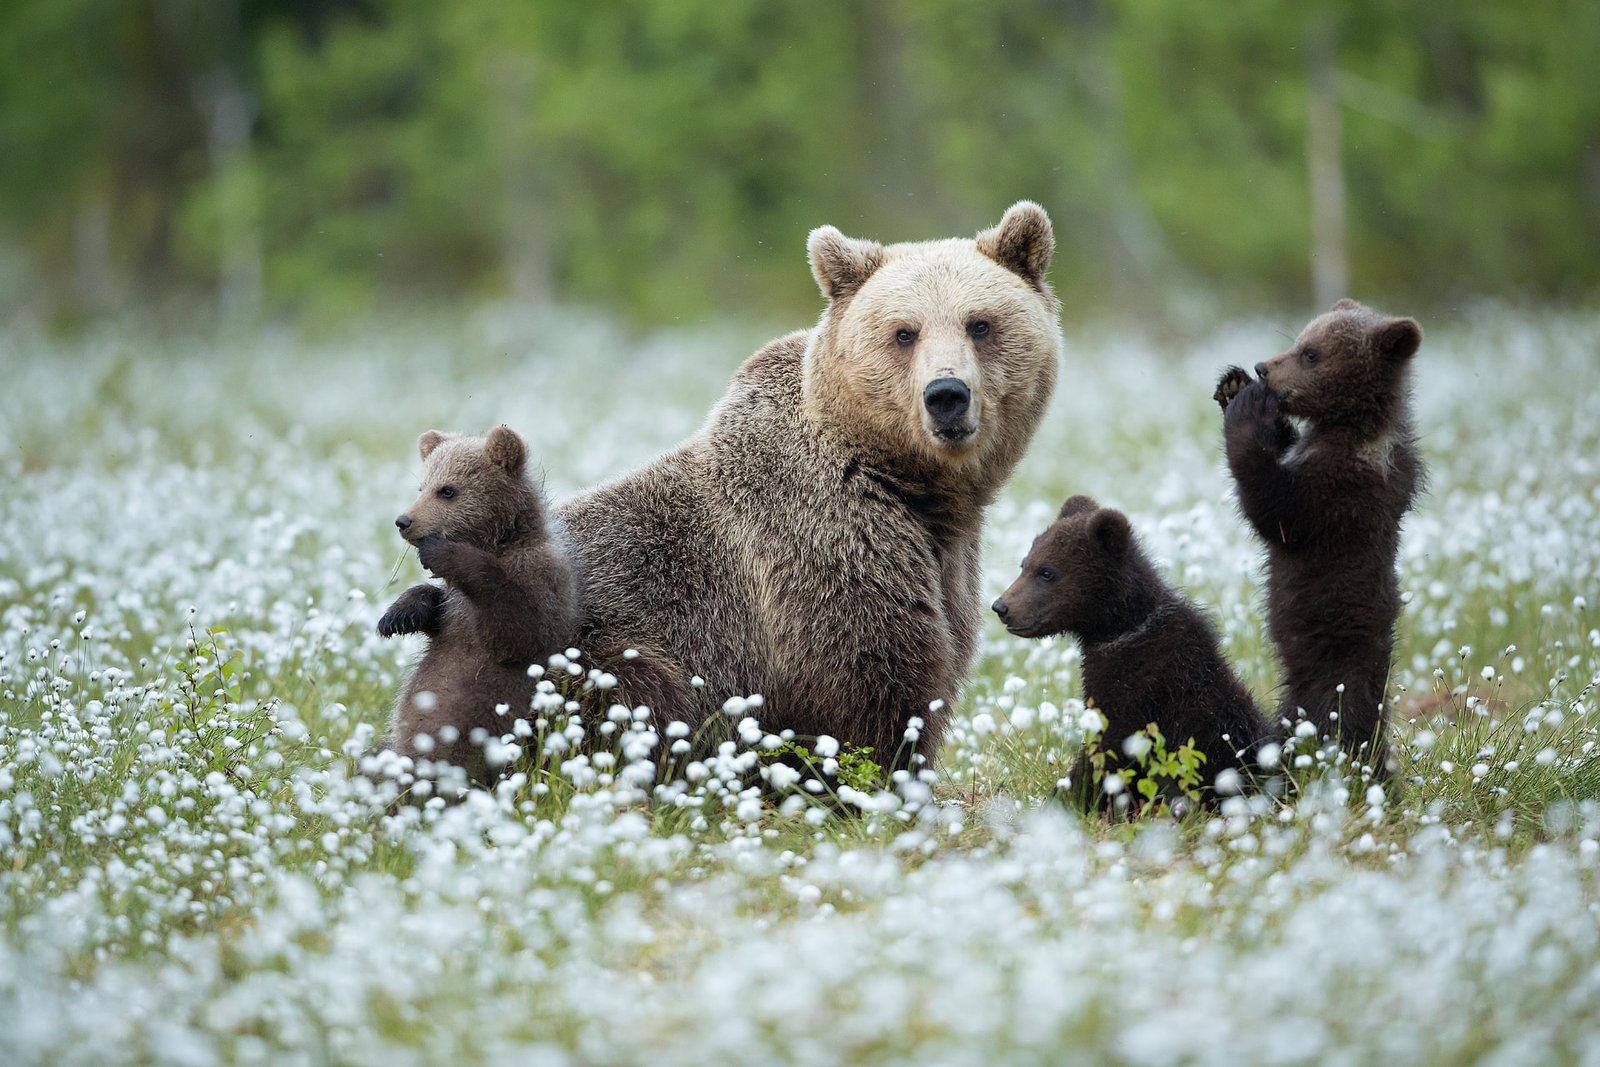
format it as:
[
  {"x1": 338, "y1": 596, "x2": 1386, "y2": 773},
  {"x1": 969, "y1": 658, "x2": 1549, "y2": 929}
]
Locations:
[
  {"x1": 1215, "y1": 298, "x2": 1424, "y2": 775},
  {"x1": 993, "y1": 495, "x2": 1273, "y2": 803},
  {"x1": 378, "y1": 427, "x2": 578, "y2": 783}
]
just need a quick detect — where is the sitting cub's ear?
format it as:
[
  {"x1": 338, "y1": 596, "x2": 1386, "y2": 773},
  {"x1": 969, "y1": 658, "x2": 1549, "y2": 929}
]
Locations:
[
  {"x1": 418, "y1": 430, "x2": 447, "y2": 460},
  {"x1": 1332, "y1": 297, "x2": 1362, "y2": 312},
  {"x1": 1090, "y1": 508, "x2": 1131, "y2": 555},
  {"x1": 484, "y1": 425, "x2": 527, "y2": 472},
  {"x1": 1059, "y1": 494, "x2": 1097, "y2": 519},
  {"x1": 807, "y1": 226, "x2": 886, "y2": 302},
  {"x1": 977, "y1": 200, "x2": 1055, "y2": 289},
  {"x1": 1374, "y1": 316, "x2": 1423, "y2": 362}
]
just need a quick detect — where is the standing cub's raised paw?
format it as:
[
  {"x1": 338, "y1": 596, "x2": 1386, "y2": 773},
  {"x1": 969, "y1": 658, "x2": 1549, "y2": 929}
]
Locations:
[
  {"x1": 378, "y1": 582, "x2": 445, "y2": 638},
  {"x1": 1213, "y1": 365, "x2": 1254, "y2": 411}
]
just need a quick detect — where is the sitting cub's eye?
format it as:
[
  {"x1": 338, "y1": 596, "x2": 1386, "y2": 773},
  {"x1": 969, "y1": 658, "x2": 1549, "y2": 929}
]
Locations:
[
  {"x1": 1301, "y1": 346, "x2": 1321, "y2": 365},
  {"x1": 437, "y1": 485, "x2": 457, "y2": 500},
  {"x1": 1038, "y1": 567, "x2": 1056, "y2": 582},
  {"x1": 894, "y1": 327, "x2": 917, "y2": 347},
  {"x1": 967, "y1": 320, "x2": 991, "y2": 339}
]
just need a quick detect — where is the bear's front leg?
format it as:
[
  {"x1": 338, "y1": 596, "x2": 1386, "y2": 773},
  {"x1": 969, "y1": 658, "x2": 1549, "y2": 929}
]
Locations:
[
  {"x1": 415, "y1": 532, "x2": 502, "y2": 597},
  {"x1": 1223, "y1": 382, "x2": 1305, "y2": 545},
  {"x1": 378, "y1": 583, "x2": 445, "y2": 637}
]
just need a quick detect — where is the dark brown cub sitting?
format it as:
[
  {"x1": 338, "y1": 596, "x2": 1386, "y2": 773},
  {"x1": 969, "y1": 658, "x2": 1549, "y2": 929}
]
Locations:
[
  {"x1": 993, "y1": 495, "x2": 1273, "y2": 806},
  {"x1": 1215, "y1": 298, "x2": 1424, "y2": 777}
]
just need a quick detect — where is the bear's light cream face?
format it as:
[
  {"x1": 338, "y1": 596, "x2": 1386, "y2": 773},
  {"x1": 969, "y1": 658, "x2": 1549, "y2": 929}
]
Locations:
[{"x1": 803, "y1": 203, "x2": 1061, "y2": 479}]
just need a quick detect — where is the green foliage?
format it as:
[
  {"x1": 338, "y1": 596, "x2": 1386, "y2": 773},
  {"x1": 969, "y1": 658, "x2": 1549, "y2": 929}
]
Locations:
[
  {"x1": 1, "y1": 0, "x2": 1596, "y2": 323},
  {"x1": 1071, "y1": 712, "x2": 1209, "y2": 818},
  {"x1": 765, "y1": 738, "x2": 886, "y2": 794}
]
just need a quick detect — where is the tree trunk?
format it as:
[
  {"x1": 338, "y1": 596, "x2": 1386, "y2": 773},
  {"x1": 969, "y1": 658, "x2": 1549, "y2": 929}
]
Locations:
[{"x1": 1306, "y1": 17, "x2": 1348, "y2": 308}]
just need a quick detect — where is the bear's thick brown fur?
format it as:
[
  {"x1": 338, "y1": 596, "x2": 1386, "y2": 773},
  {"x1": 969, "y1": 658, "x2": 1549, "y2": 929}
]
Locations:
[
  {"x1": 1215, "y1": 298, "x2": 1424, "y2": 776},
  {"x1": 993, "y1": 495, "x2": 1274, "y2": 804},
  {"x1": 379, "y1": 426, "x2": 579, "y2": 782},
  {"x1": 557, "y1": 203, "x2": 1062, "y2": 769}
]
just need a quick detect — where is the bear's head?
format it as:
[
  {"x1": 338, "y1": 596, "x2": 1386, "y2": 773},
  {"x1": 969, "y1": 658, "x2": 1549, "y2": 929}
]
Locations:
[
  {"x1": 992, "y1": 495, "x2": 1136, "y2": 641},
  {"x1": 395, "y1": 426, "x2": 539, "y2": 551},
  {"x1": 1254, "y1": 299, "x2": 1422, "y2": 436},
  {"x1": 802, "y1": 202, "x2": 1061, "y2": 488}
]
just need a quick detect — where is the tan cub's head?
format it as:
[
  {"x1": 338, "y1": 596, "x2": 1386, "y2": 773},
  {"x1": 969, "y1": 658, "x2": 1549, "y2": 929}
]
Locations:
[
  {"x1": 803, "y1": 202, "x2": 1062, "y2": 486},
  {"x1": 395, "y1": 426, "x2": 539, "y2": 551},
  {"x1": 1255, "y1": 298, "x2": 1422, "y2": 435}
]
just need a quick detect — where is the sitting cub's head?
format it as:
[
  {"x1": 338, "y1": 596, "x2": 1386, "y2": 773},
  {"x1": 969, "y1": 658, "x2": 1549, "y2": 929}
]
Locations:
[
  {"x1": 992, "y1": 495, "x2": 1133, "y2": 640},
  {"x1": 1255, "y1": 298, "x2": 1422, "y2": 433}
]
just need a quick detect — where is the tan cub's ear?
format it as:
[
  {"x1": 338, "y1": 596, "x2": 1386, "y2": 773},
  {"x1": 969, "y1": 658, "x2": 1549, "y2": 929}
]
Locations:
[
  {"x1": 484, "y1": 425, "x2": 527, "y2": 472},
  {"x1": 1374, "y1": 316, "x2": 1423, "y2": 362},
  {"x1": 1059, "y1": 494, "x2": 1097, "y2": 519},
  {"x1": 1090, "y1": 508, "x2": 1131, "y2": 555},
  {"x1": 418, "y1": 430, "x2": 447, "y2": 460},
  {"x1": 977, "y1": 201, "x2": 1055, "y2": 288},
  {"x1": 1332, "y1": 297, "x2": 1362, "y2": 312},
  {"x1": 807, "y1": 225, "x2": 886, "y2": 301}
]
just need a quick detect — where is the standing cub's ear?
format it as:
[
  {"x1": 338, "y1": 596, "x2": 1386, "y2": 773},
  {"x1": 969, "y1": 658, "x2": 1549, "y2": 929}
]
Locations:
[
  {"x1": 1374, "y1": 316, "x2": 1423, "y2": 362},
  {"x1": 1332, "y1": 297, "x2": 1362, "y2": 312},
  {"x1": 484, "y1": 425, "x2": 527, "y2": 472},
  {"x1": 418, "y1": 430, "x2": 447, "y2": 460},
  {"x1": 977, "y1": 200, "x2": 1055, "y2": 289},
  {"x1": 807, "y1": 225, "x2": 886, "y2": 301},
  {"x1": 1059, "y1": 494, "x2": 1097, "y2": 519},
  {"x1": 1089, "y1": 508, "x2": 1132, "y2": 555}
]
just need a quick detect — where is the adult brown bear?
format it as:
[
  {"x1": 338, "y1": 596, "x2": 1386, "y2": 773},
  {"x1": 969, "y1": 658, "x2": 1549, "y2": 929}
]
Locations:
[{"x1": 558, "y1": 203, "x2": 1062, "y2": 770}]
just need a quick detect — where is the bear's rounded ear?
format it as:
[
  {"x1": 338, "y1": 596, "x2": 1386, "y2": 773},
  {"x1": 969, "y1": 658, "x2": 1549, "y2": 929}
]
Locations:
[
  {"x1": 977, "y1": 201, "x2": 1055, "y2": 289},
  {"x1": 1332, "y1": 297, "x2": 1362, "y2": 312},
  {"x1": 1059, "y1": 494, "x2": 1096, "y2": 519},
  {"x1": 1089, "y1": 508, "x2": 1131, "y2": 555},
  {"x1": 418, "y1": 430, "x2": 446, "y2": 460},
  {"x1": 484, "y1": 425, "x2": 527, "y2": 472},
  {"x1": 1374, "y1": 316, "x2": 1423, "y2": 362},
  {"x1": 807, "y1": 225, "x2": 886, "y2": 302}
]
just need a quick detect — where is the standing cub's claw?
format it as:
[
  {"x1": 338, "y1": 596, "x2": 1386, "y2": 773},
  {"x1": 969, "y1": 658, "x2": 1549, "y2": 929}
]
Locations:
[{"x1": 1214, "y1": 366, "x2": 1254, "y2": 411}]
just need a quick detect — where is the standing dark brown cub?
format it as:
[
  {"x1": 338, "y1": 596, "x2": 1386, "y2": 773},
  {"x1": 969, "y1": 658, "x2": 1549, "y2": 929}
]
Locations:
[
  {"x1": 378, "y1": 427, "x2": 579, "y2": 783},
  {"x1": 993, "y1": 495, "x2": 1273, "y2": 804},
  {"x1": 1214, "y1": 298, "x2": 1424, "y2": 776}
]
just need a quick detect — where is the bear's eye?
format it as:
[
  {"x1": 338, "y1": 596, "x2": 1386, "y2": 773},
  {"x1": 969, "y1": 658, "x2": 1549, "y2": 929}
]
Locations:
[
  {"x1": 894, "y1": 327, "x2": 917, "y2": 348},
  {"x1": 967, "y1": 320, "x2": 990, "y2": 339},
  {"x1": 1037, "y1": 567, "x2": 1056, "y2": 582},
  {"x1": 437, "y1": 485, "x2": 457, "y2": 500},
  {"x1": 1301, "y1": 346, "x2": 1321, "y2": 365}
]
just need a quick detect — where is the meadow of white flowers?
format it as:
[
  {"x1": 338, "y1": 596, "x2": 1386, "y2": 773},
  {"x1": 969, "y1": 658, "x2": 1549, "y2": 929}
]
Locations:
[{"x1": 2, "y1": 306, "x2": 1597, "y2": 1065}]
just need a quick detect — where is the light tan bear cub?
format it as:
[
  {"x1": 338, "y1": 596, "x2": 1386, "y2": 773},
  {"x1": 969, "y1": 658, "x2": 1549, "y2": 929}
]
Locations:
[
  {"x1": 378, "y1": 426, "x2": 578, "y2": 784},
  {"x1": 557, "y1": 202, "x2": 1062, "y2": 769}
]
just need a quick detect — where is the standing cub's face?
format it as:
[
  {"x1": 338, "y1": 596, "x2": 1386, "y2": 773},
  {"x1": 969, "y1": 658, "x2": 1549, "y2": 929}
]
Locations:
[
  {"x1": 803, "y1": 202, "x2": 1061, "y2": 474},
  {"x1": 395, "y1": 426, "x2": 531, "y2": 550},
  {"x1": 1254, "y1": 298, "x2": 1422, "y2": 426},
  {"x1": 992, "y1": 495, "x2": 1132, "y2": 639}
]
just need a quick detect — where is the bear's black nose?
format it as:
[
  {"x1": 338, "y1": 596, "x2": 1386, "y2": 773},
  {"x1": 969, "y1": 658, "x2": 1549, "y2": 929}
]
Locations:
[
  {"x1": 1254, "y1": 361, "x2": 1270, "y2": 379},
  {"x1": 924, "y1": 377, "x2": 971, "y2": 427},
  {"x1": 395, "y1": 514, "x2": 412, "y2": 531},
  {"x1": 991, "y1": 598, "x2": 1009, "y2": 619}
]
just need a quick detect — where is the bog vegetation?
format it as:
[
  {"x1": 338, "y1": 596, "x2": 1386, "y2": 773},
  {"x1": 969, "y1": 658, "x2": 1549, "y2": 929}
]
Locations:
[{"x1": 2, "y1": 306, "x2": 1597, "y2": 1063}]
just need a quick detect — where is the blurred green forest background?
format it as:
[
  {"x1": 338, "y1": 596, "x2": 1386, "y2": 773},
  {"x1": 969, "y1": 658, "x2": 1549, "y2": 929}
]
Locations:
[{"x1": 1, "y1": 0, "x2": 1596, "y2": 329}]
